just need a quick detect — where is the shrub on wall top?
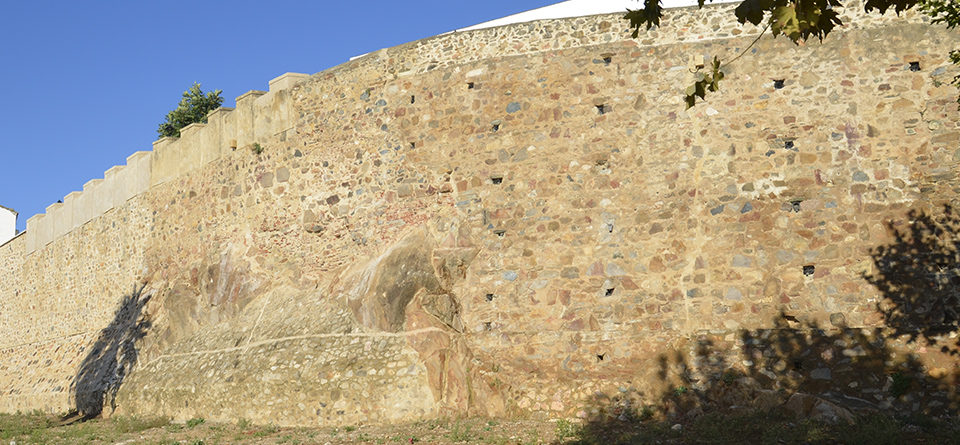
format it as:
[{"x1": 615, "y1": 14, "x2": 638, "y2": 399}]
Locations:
[{"x1": 157, "y1": 83, "x2": 223, "y2": 138}]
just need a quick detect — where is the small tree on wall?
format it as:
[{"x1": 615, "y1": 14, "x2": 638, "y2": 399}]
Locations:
[{"x1": 156, "y1": 83, "x2": 224, "y2": 138}]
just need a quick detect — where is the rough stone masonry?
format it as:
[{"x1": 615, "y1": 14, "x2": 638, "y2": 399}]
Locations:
[{"x1": 0, "y1": 0, "x2": 958, "y2": 426}]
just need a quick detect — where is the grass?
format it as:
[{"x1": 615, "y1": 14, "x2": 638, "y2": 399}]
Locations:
[
  {"x1": 554, "y1": 418, "x2": 581, "y2": 441},
  {"x1": 111, "y1": 414, "x2": 170, "y2": 433},
  {"x1": 444, "y1": 421, "x2": 478, "y2": 442},
  {"x1": 570, "y1": 408, "x2": 960, "y2": 445},
  {"x1": 0, "y1": 409, "x2": 957, "y2": 444}
]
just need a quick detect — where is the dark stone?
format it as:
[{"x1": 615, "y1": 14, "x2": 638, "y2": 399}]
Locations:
[{"x1": 829, "y1": 312, "x2": 846, "y2": 327}]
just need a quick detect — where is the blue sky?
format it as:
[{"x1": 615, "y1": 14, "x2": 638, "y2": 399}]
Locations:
[{"x1": 0, "y1": 0, "x2": 563, "y2": 231}]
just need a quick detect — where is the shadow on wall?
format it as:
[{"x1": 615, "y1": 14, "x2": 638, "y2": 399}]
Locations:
[
  {"x1": 572, "y1": 205, "x2": 960, "y2": 443},
  {"x1": 866, "y1": 204, "x2": 960, "y2": 356},
  {"x1": 69, "y1": 283, "x2": 152, "y2": 419}
]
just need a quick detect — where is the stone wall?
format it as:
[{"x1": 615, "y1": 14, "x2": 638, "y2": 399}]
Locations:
[{"x1": 0, "y1": 1, "x2": 958, "y2": 424}]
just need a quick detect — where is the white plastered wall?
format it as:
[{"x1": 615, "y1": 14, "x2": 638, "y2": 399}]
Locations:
[
  {"x1": 0, "y1": 206, "x2": 16, "y2": 245},
  {"x1": 457, "y1": 0, "x2": 742, "y2": 31}
]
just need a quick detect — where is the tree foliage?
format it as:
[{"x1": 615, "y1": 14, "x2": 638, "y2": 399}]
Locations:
[
  {"x1": 922, "y1": 0, "x2": 960, "y2": 108},
  {"x1": 157, "y1": 83, "x2": 224, "y2": 138},
  {"x1": 624, "y1": 0, "x2": 959, "y2": 108},
  {"x1": 685, "y1": 56, "x2": 725, "y2": 108}
]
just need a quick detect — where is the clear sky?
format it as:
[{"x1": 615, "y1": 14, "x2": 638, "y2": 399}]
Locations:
[{"x1": 0, "y1": 0, "x2": 571, "y2": 231}]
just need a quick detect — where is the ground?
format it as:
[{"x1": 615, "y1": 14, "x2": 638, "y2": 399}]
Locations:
[{"x1": 1, "y1": 409, "x2": 959, "y2": 444}]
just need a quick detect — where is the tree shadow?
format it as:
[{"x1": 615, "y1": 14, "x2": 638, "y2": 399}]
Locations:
[
  {"x1": 572, "y1": 318, "x2": 959, "y2": 444},
  {"x1": 571, "y1": 204, "x2": 960, "y2": 443},
  {"x1": 864, "y1": 204, "x2": 960, "y2": 355},
  {"x1": 68, "y1": 283, "x2": 152, "y2": 420}
]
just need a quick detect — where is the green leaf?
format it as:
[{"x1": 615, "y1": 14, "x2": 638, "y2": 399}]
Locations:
[
  {"x1": 811, "y1": 8, "x2": 842, "y2": 41},
  {"x1": 952, "y1": 49, "x2": 960, "y2": 110},
  {"x1": 684, "y1": 57, "x2": 727, "y2": 109},
  {"x1": 735, "y1": 0, "x2": 776, "y2": 26},
  {"x1": 922, "y1": 0, "x2": 960, "y2": 29},
  {"x1": 864, "y1": 0, "x2": 920, "y2": 15},
  {"x1": 771, "y1": 4, "x2": 801, "y2": 40},
  {"x1": 768, "y1": 1, "x2": 844, "y2": 43},
  {"x1": 624, "y1": 0, "x2": 663, "y2": 36}
]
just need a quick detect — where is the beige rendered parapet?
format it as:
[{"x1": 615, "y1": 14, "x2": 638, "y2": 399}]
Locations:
[
  {"x1": 19, "y1": 72, "x2": 308, "y2": 254},
  {"x1": 231, "y1": 90, "x2": 267, "y2": 151},
  {"x1": 61, "y1": 191, "x2": 82, "y2": 234},
  {"x1": 268, "y1": 72, "x2": 311, "y2": 92},
  {"x1": 125, "y1": 151, "x2": 152, "y2": 198},
  {"x1": 37, "y1": 203, "x2": 59, "y2": 248},
  {"x1": 77, "y1": 179, "x2": 103, "y2": 228},
  {"x1": 150, "y1": 136, "x2": 179, "y2": 186},
  {"x1": 202, "y1": 107, "x2": 234, "y2": 161},
  {"x1": 148, "y1": 74, "x2": 307, "y2": 185},
  {"x1": 63, "y1": 191, "x2": 82, "y2": 231},
  {"x1": 177, "y1": 123, "x2": 205, "y2": 175},
  {"x1": 24, "y1": 214, "x2": 41, "y2": 252},
  {"x1": 104, "y1": 165, "x2": 126, "y2": 210}
]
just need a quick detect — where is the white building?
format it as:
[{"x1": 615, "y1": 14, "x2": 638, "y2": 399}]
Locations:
[
  {"x1": 458, "y1": 0, "x2": 740, "y2": 31},
  {"x1": 0, "y1": 205, "x2": 17, "y2": 245}
]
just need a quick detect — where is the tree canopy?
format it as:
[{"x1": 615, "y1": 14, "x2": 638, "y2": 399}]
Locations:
[
  {"x1": 623, "y1": 0, "x2": 960, "y2": 108},
  {"x1": 156, "y1": 83, "x2": 224, "y2": 138}
]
